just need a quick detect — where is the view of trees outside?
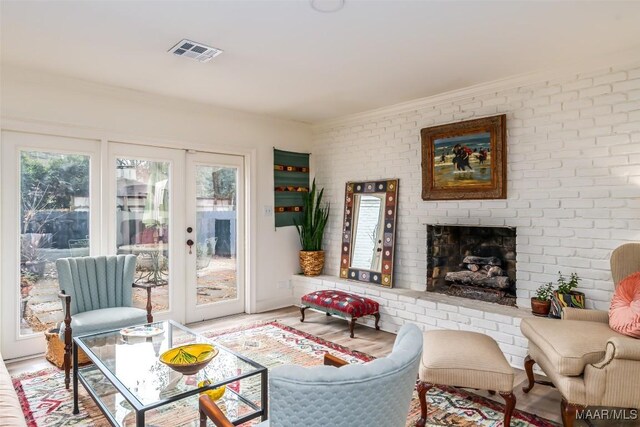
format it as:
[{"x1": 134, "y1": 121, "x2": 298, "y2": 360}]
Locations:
[
  {"x1": 196, "y1": 166, "x2": 236, "y2": 201},
  {"x1": 20, "y1": 151, "x2": 90, "y2": 335},
  {"x1": 18, "y1": 153, "x2": 241, "y2": 336}
]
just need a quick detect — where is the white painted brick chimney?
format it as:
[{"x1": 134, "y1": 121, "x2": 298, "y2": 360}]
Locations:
[{"x1": 311, "y1": 62, "x2": 640, "y2": 311}]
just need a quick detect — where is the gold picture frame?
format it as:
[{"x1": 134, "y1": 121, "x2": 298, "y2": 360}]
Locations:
[{"x1": 421, "y1": 115, "x2": 506, "y2": 200}]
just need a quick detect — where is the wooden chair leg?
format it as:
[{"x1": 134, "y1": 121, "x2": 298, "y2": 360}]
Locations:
[
  {"x1": 64, "y1": 340, "x2": 71, "y2": 390},
  {"x1": 145, "y1": 286, "x2": 153, "y2": 323},
  {"x1": 415, "y1": 381, "x2": 433, "y2": 427},
  {"x1": 199, "y1": 409, "x2": 207, "y2": 427},
  {"x1": 561, "y1": 399, "x2": 578, "y2": 427},
  {"x1": 522, "y1": 355, "x2": 536, "y2": 393},
  {"x1": 300, "y1": 306, "x2": 308, "y2": 322},
  {"x1": 500, "y1": 392, "x2": 516, "y2": 426},
  {"x1": 199, "y1": 395, "x2": 234, "y2": 427},
  {"x1": 63, "y1": 326, "x2": 72, "y2": 390},
  {"x1": 374, "y1": 312, "x2": 380, "y2": 330},
  {"x1": 349, "y1": 317, "x2": 357, "y2": 338},
  {"x1": 60, "y1": 292, "x2": 73, "y2": 390}
]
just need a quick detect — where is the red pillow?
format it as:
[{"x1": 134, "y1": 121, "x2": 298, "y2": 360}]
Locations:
[{"x1": 609, "y1": 272, "x2": 640, "y2": 338}]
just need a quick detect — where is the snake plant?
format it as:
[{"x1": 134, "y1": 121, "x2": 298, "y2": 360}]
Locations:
[{"x1": 294, "y1": 179, "x2": 330, "y2": 251}]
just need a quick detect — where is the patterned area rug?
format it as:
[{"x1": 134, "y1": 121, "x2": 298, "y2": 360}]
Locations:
[{"x1": 13, "y1": 321, "x2": 558, "y2": 426}]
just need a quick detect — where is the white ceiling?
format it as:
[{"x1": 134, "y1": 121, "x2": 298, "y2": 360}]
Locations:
[{"x1": 2, "y1": 0, "x2": 640, "y2": 123}]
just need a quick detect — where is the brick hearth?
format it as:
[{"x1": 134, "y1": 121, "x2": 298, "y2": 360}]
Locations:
[{"x1": 292, "y1": 274, "x2": 533, "y2": 369}]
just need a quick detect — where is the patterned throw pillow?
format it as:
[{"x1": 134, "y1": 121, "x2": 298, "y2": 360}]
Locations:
[
  {"x1": 549, "y1": 291, "x2": 585, "y2": 319},
  {"x1": 609, "y1": 272, "x2": 640, "y2": 338}
]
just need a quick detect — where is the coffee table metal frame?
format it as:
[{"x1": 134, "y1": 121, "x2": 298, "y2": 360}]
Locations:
[{"x1": 72, "y1": 320, "x2": 268, "y2": 427}]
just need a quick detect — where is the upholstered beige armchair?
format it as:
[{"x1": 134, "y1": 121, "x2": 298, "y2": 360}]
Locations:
[{"x1": 520, "y1": 243, "x2": 640, "y2": 426}]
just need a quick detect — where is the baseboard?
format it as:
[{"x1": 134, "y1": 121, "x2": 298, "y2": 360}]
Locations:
[{"x1": 254, "y1": 296, "x2": 295, "y2": 313}]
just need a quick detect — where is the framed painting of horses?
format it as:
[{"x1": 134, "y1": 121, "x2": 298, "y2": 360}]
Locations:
[{"x1": 421, "y1": 115, "x2": 506, "y2": 200}]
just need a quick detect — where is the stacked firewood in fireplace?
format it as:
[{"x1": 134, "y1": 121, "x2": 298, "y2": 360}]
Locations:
[{"x1": 444, "y1": 256, "x2": 515, "y2": 305}]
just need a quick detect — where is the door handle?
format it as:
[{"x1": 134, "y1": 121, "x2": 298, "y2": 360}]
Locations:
[{"x1": 187, "y1": 239, "x2": 194, "y2": 254}]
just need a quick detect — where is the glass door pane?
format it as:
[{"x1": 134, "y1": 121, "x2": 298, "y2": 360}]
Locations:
[
  {"x1": 195, "y1": 165, "x2": 238, "y2": 306},
  {"x1": 115, "y1": 159, "x2": 170, "y2": 313},
  {"x1": 186, "y1": 152, "x2": 244, "y2": 323},
  {"x1": 19, "y1": 150, "x2": 91, "y2": 336}
]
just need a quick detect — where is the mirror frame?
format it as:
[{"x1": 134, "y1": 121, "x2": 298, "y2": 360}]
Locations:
[{"x1": 339, "y1": 179, "x2": 399, "y2": 288}]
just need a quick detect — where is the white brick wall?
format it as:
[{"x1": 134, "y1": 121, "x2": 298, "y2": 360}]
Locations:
[
  {"x1": 312, "y1": 63, "x2": 640, "y2": 310},
  {"x1": 293, "y1": 275, "x2": 532, "y2": 368}
]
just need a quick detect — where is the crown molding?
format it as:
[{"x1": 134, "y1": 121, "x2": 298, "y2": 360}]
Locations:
[{"x1": 313, "y1": 46, "x2": 640, "y2": 130}]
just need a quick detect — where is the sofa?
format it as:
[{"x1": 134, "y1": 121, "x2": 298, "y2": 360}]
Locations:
[{"x1": 0, "y1": 352, "x2": 27, "y2": 427}]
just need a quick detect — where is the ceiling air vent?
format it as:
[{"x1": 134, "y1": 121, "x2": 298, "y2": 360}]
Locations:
[{"x1": 168, "y1": 39, "x2": 223, "y2": 63}]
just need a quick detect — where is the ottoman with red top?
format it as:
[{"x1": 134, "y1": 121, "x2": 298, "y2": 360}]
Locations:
[{"x1": 300, "y1": 290, "x2": 380, "y2": 338}]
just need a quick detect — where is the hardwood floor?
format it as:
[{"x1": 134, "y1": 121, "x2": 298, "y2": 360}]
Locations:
[{"x1": 7, "y1": 306, "x2": 588, "y2": 426}]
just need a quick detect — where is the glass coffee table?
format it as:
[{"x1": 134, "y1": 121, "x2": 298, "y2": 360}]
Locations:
[{"x1": 72, "y1": 320, "x2": 267, "y2": 426}]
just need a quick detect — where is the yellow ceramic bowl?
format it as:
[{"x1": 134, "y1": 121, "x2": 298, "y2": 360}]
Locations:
[
  {"x1": 159, "y1": 343, "x2": 218, "y2": 375},
  {"x1": 198, "y1": 380, "x2": 226, "y2": 401}
]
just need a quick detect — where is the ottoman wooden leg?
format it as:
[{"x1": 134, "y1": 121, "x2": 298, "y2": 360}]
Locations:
[
  {"x1": 300, "y1": 306, "x2": 308, "y2": 322},
  {"x1": 500, "y1": 392, "x2": 516, "y2": 426},
  {"x1": 349, "y1": 317, "x2": 357, "y2": 338},
  {"x1": 374, "y1": 312, "x2": 380, "y2": 330},
  {"x1": 415, "y1": 381, "x2": 433, "y2": 427}
]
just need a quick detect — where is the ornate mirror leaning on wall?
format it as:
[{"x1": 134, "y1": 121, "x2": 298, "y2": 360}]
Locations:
[{"x1": 340, "y1": 179, "x2": 399, "y2": 288}]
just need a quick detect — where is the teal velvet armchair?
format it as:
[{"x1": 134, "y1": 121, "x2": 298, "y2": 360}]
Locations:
[
  {"x1": 199, "y1": 323, "x2": 423, "y2": 427},
  {"x1": 56, "y1": 255, "x2": 153, "y2": 389}
]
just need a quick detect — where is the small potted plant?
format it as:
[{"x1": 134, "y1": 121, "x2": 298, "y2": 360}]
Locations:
[
  {"x1": 294, "y1": 179, "x2": 330, "y2": 276},
  {"x1": 531, "y1": 283, "x2": 554, "y2": 317},
  {"x1": 20, "y1": 233, "x2": 50, "y2": 277},
  {"x1": 549, "y1": 271, "x2": 585, "y2": 318}
]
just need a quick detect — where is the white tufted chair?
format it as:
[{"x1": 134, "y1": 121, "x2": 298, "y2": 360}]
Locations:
[{"x1": 199, "y1": 323, "x2": 423, "y2": 427}]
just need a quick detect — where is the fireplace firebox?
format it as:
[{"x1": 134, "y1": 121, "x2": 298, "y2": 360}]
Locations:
[{"x1": 426, "y1": 225, "x2": 517, "y2": 307}]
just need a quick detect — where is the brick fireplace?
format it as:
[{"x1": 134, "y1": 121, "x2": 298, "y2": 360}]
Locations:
[{"x1": 427, "y1": 225, "x2": 517, "y2": 307}]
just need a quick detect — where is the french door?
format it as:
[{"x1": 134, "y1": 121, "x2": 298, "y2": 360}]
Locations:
[
  {"x1": 1, "y1": 134, "x2": 247, "y2": 359},
  {"x1": 1, "y1": 131, "x2": 101, "y2": 359},
  {"x1": 107, "y1": 143, "x2": 187, "y2": 324},
  {"x1": 185, "y1": 152, "x2": 245, "y2": 323}
]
